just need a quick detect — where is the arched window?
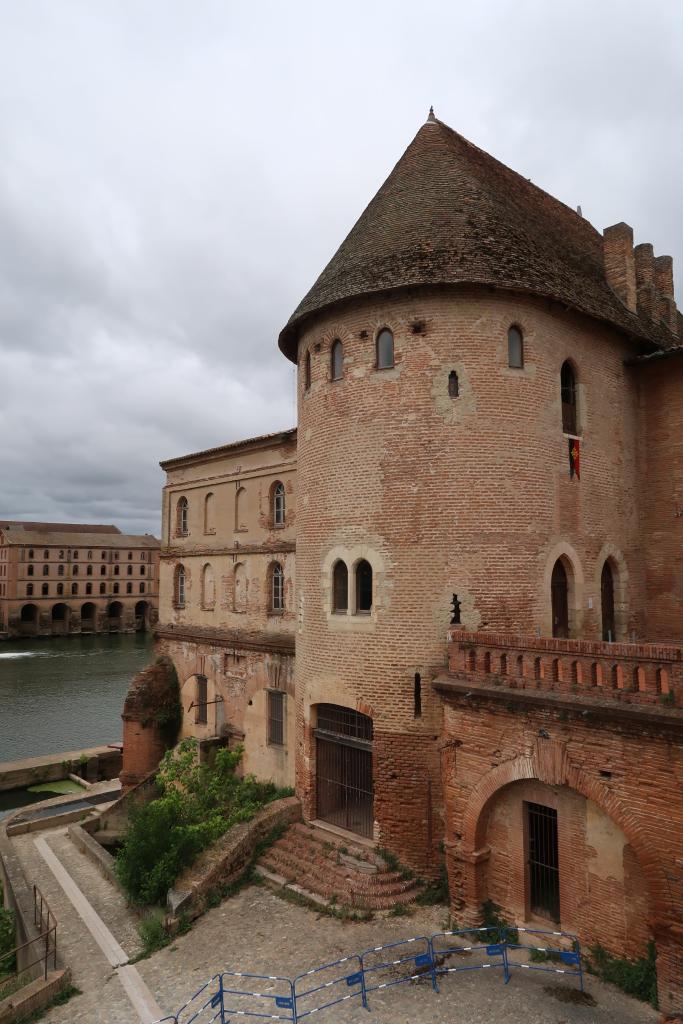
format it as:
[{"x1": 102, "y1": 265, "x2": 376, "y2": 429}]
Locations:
[
  {"x1": 204, "y1": 492, "x2": 215, "y2": 534},
  {"x1": 127, "y1": 565, "x2": 133, "y2": 576},
  {"x1": 114, "y1": 565, "x2": 119, "y2": 576},
  {"x1": 43, "y1": 549, "x2": 49, "y2": 559},
  {"x1": 113, "y1": 582, "x2": 119, "y2": 595},
  {"x1": 126, "y1": 582, "x2": 132, "y2": 594},
  {"x1": 140, "y1": 582, "x2": 145, "y2": 594},
  {"x1": 376, "y1": 328, "x2": 394, "y2": 369},
  {"x1": 73, "y1": 551, "x2": 78, "y2": 559},
  {"x1": 41, "y1": 583, "x2": 49, "y2": 596},
  {"x1": 332, "y1": 561, "x2": 348, "y2": 613},
  {"x1": 58, "y1": 565, "x2": 64, "y2": 576},
  {"x1": 141, "y1": 565, "x2": 146, "y2": 576},
  {"x1": 87, "y1": 550, "x2": 92, "y2": 560},
  {"x1": 304, "y1": 350, "x2": 311, "y2": 390},
  {"x1": 195, "y1": 675, "x2": 208, "y2": 725},
  {"x1": 73, "y1": 565, "x2": 79, "y2": 576},
  {"x1": 28, "y1": 549, "x2": 34, "y2": 559},
  {"x1": 27, "y1": 564, "x2": 34, "y2": 576},
  {"x1": 201, "y1": 563, "x2": 215, "y2": 609},
  {"x1": 127, "y1": 551, "x2": 132, "y2": 560},
  {"x1": 99, "y1": 582, "x2": 106, "y2": 595},
  {"x1": 448, "y1": 370, "x2": 459, "y2": 397},
  {"x1": 140, "y1": 551, "x2": 146, "y2": 560},
  {"x1": 601, "y1": 561, "x2": 616, "y2": 642},
  {"x1": 235, "y1": 487, "x2": 246, "y2": 531},
  {"x1": 331, "y1": 339, "x2": 344, "y2": 381},
  {"x1": 100, "y1": 565, "x2": 106, "y2": 576},
  {"x1": 71, "y1": 583, "x2": 78, "y2": 596},
  {"x1": 26, "y1": 583, "x2": 33, "y2": 596},
  {"x1": 270, "y1": 562, "x2": 284, "y2": 612},
  {"x1": 86, "y1": 582, "x2": 93, "y2": 595},
  {"x1": 508, "y1": 326, "x2": 524, "y2": 368},
  {"x1": 356, "y1": 559, "x2": 373, "y2": 613},
  {"x1": 42, "y1": 564, "x2": 49, "y2": 576},
  {"x1": 234, "y1": 563, "x2": 247, "y2": 613},
  {"x1": 58, "y1": 550, "x2": 64, "y2": 559},
  {"x1": 86, "y1": 565, "x2": 92, "y2": 576},
  {"x1": 101, "y1": 551, "x2": 107, "y2": 559},
  {"x1": 551, "y1": 559, "x2": 570, "y2": 638},
  {"x1": 273, "y1": 482, "x2": 285, "y2": 527},
  {"x1": 177, "y1": 496, "x2": 189, "y2": 536},
  {"x1": 561, "y1": 361, "x2": 578, "y2": 434},
  {"x1": 174, "y1": 564, "x2": 186, "y2": 607}
]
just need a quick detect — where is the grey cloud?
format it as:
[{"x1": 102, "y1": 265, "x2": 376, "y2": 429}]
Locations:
[{"x1": 0, "y1": 0, "x2": 681, "y2": 535}]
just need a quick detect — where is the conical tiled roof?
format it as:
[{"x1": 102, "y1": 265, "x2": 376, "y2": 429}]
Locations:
[{"x1": 279, "y1": 115, "x2": 676, "y2": 361}]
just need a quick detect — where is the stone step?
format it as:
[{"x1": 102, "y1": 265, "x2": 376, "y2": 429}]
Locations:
[
  {"x1": 261, "y1": 847, "x2": 415, "y2": 898},
  {"x1": 271, "y1": 832, "x2": 405, "y2": 885}
]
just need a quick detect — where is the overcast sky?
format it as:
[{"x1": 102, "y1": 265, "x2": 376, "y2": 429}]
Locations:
[{"x1": 1, "y1": 1, "x2": 681, "y2": 536}]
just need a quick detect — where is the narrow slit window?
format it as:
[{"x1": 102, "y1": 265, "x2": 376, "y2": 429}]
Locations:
[
  {"x1": 376, "y1": 328, "x2": 394, "y2": 369},
  {"x1": 448, "y1": 370, "x2": 459, "y2": 397},
  {"x1": 331, "y1": 339, "x2": 344, "y2": 381},
  {"x1": 267, "y1": 690, "x2": 284, "y2": 745},
  {"x1": 270, "y1": 563, "x2": 284, "y2": 612},
  {"x1": 332, "y1": 560, "x2": 348, "y2": 612},
  {"x1": 356, "y1": 559, "x2": 373, "y2": 613},
  {"x1": 196, "y1": 676, "x2": 208, "y2": 725},
  {"x1": 508, "y1": 326, "x2": 524, "y2": 368},
  {"x1": 273, "y1": 482, "x2": 285, "y2": 526},
  {"x1": 561, "y1": 361, "x2": 578, "y2": 434},
  {"x1": 414, "y1": 673, "x2": 422, "y2": 717}
]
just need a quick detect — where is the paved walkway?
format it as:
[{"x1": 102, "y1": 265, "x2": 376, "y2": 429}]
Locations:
[{"x1": 9, "y1": 828, "x2": 659, "y2": 1024}]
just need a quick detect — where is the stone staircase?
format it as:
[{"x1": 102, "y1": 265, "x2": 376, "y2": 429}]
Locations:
[{"x1": 255, "y1": 821, "x2": 422, "y2": 912}]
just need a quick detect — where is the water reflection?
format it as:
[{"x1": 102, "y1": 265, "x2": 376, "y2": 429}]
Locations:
[{"x1": 0, "y1": 632, "x2": 153, "y2": 763}]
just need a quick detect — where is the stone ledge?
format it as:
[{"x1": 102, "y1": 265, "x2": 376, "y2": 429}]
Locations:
[{"x1": 0, "y1": 969, "x2": 70, "y2": 1024}]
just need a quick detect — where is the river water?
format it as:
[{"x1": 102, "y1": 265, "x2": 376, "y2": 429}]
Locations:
[{"x1": 0, "y1": 633, "x2": 153, "y2": 764}]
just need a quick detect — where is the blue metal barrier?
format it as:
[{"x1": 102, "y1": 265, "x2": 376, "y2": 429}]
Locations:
[
  {"x1": 504, "y1": 926, "x2": 584, "y2": 991},
  {"x1": 360, "y1": 935, "x2": 438, "y2": 997},
  {"x1": 431, "y1": 926, "x2": 510, "y2": 984},
  {"x1": 294, "y1": 954, "x2": 366, "y2": 1019},
  {"x1": 153, "y1": 924, "x2": 584, "y2": 1023}
]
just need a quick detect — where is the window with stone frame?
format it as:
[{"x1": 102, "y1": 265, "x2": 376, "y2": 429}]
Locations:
[
  {"x1": 272, "y1": 481, "x2": 285, "y2": 527},
  {"x1": 355, "y1": 559, "x2": 373, "y2": 613},
  {"x1": 331, "y1": 339, "x2": 344, "y2": 381},
  {"x1": 174, "y1": 564, "x2": 186, "y2": 607},
  {"x1": 270, "y1": 562, "x2": 284, "y2": 613},
  {"x1": 332, "y1": 560, "x2": 348, "y2": 613},
  {"x1": 176, "y1": 496, "x2": 189, "y2": 536},
  {"x1": 267, "y1": 689, "x2": 284, "y2": 745},
  {"x1": 376, "y1": 328, "x2": 394, "y2": 369}
]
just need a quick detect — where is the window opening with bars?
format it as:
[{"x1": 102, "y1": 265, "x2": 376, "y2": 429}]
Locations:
[
  {"x1": 267, "y1": 690, "x2": 284, "y2": 745},
  {"x1": 527, "y1": 801, "x2": 560, "y2": 922}
]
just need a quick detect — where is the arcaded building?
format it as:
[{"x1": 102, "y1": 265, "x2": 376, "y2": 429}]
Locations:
[
  {"x1": 147, "y1": 112, "x2": 683, "y2": 1015},
  {"x1": 0, "y1": 520, "x2": 160, "y2": 637}
]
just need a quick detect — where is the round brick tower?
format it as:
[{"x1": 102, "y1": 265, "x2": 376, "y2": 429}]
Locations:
[{"x1": 278, "y1": 111, "x2": 667, "y2": 871}]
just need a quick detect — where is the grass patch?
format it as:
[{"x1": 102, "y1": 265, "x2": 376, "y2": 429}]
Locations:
[
  {"x1": 388, "y1": 902, "x2": 411, "y2": 917},
  {"x1": 274, "y1": 885, "x2": 373, "y2": 922},
  {"x1": 133, "y1": 910, "x2": 172, "y2": 960},
  {"x1": 115, "y1": 739, "x2": 293, "y2": 906},
  {"x1": 587, "y1": 941, "x2": 658, "y2": 1009}
]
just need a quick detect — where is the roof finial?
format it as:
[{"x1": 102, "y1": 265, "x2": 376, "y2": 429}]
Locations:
[{"x1": 427, "y1": 105, "x2": 436, "y2": 123}]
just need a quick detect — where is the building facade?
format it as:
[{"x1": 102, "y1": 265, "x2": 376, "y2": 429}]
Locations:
[
  {"x1": 139, "y1": 113, "x2": 682, "y2": 1015},
  {"x1": 0, "y1": 521, "x2": 160, "y2": 637}
]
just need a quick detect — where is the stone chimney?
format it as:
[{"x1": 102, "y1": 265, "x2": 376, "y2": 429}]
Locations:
[
  {"x1": 634, "y1": 243, "x2": 658, "y2": 320},
  {"x1": 654, "y1": 255, "x2": 678, "y2": 332},
  {"x1": 603, "y1": 223, "x2": 636, "y2": 311}
]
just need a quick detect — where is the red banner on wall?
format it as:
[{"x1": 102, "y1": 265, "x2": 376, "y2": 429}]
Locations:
[{"x1": 569, "y1": 438, "x2": 581, "y2": 479}]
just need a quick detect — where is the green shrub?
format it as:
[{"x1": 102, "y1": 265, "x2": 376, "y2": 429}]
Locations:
[
  {"x1": 0, "y1": 905, "x2": 16, "y2": 977},
  {"x1": 136, "y1": 911, "x2": 171, "y2": 958},
  {"x1": 115, "y1": 739, "x2": 289, "y2": 905},
  {"x1": 588, "y1": 941, "x2": 658, "y2": 1009},
  {"x1": 480, "y1": 899, "x2": 518, "y2": 945}
]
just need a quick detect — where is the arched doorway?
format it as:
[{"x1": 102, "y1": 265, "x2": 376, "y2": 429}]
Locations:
[
  {"x1": 601, "y1": 562, "x2": 616, "y2": 642},
  {"x1": 134, "y1": 600, "x2": 149, "y2": 632},
  {"x1": 107, "y1": 601, "x2": 123, "y2": 631},
  {"x1": 551, "y1": 560, "x2": 569, "y2": 638},
  {"x1": 51, "y1": 603, "x2": 69, "y2": 635},
  {"x1": 19, "y1": 604, "x2": 39, "y2": 636},
  {"x1": 81, "y1": 602, "x2": 96, "y2": 632},
  {"x1": 314, "y1": 704, "x2": 373, "y2": 838}
]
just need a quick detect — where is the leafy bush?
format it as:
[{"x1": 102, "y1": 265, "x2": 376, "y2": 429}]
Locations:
[
  {"x1": 480, "y1": 899, "x2": 518, "y2": 944},
  {"x1": 137, "y1": 911, "x2": 171, "y2": 958},
  {"x1": 0, "y1": 905, "x2": 16, "y2": 977},
  {"x1": 115, "y1": 739, "x2": 288, "y2": 905},
  {"x1": 588, "y1": 941, "x2": 658, "y2": 1009}
]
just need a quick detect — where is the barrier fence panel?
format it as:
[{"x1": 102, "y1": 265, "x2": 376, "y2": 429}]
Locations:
[
  {"x1": 218, "y1": 970, "x2": 296, "y2": 1023},
  {"x1": 360, "y1": 936, "x2": 437, "y2": 1004},
  {"x1": 294, "y1": 954, "x2": 366, "y2": 1019},
  {"x1": 430, "y1": 927, "x2": 510, "y2": 985},
  {"x1": 153, "y1": 923, "x2": 586, "y2": 1023},
  {"x1": 504, "y1": 927, "x2": 584, "y2": 991}
]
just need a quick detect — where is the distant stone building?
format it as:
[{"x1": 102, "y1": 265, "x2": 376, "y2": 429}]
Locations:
[
  {"x1": 0, "y1": 520, "x2": 160, "y2": 637},
  {"x1": 132, "y1": 112, "x2": 682, "y2": 1016}
]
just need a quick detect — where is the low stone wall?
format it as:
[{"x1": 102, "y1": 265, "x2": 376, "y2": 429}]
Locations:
[
  {"x1": 0, "y1": 970, "x2": 70, "y2": 1024},
  {"x1": 167, "y1": 796, "x2": 301, "y2": 920},
  {"x1": 68, "y1": 823, "x2": 118, "y2": 889},
  {"x1": 0, "y1": 746, "x2": 122, "y2": 793}
]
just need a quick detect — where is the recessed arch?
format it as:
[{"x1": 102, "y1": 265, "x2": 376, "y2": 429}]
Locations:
[
  {"x1": 330, "y1": 338, "x2": 344, "y2": 381},
  {"x1": 235, "y1": 486, "x2": 246, "y2": 531},
  {"x1": 376, "y1": 327, "x2": 394, "y2": 369},
  {"x1": 204, "y1": 492, "x2": 215, "y2": 534},
  {"x1": 201, "y1": 562, "x2": 215, "y2": 610},
  {"x1": 234, "y1": 562, "x2": 247, "y2": 613},
  {"x1": 543, "y1": 543, "x2": 583, "y2": 639},
  {"x1": 176, "y1": 495, "x2": 189, "y2": 536}
]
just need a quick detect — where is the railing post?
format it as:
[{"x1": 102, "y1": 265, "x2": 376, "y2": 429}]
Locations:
[{"x1": 44, "y1": 928, "x2": 49, "y2": 981}]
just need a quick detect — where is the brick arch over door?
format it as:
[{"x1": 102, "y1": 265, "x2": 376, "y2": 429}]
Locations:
[{"x1": 460, "y1": 745, "x2": 672, "y2": 928}]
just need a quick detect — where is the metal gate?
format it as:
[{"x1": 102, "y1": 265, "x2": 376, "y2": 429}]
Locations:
[
  {"x1": 527, "y1": 802, "x2": 560, "y2": 921},
  {"x1": 315, "y1": 705, "x2": 373, "y2": 838}
]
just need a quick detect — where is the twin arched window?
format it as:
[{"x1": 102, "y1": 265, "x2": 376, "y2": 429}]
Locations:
[
  {"x1": 270, "y1": 562, "x2": 284, "y2": 612},
  {"x1": 332, "y1": 559, "x2": 373, "y2": 614},
  {"x1": 174, "y1": 564, "x2": 186, "y2": 607},
  {"x1": 273, "y1": 482, "x2": 285, "y2": 527},
  {"x1": 177, "y1": 496, "x2": 189, "y2": 536}
]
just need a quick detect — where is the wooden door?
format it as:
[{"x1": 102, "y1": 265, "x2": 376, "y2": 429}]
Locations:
[{"x1": 551, "y1": 561, "x2": 569, "y2": 638}]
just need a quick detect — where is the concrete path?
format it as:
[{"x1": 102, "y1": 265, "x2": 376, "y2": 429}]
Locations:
[{"x1": 11, "y1": 827, "x2": 166, "y2": 1023}]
